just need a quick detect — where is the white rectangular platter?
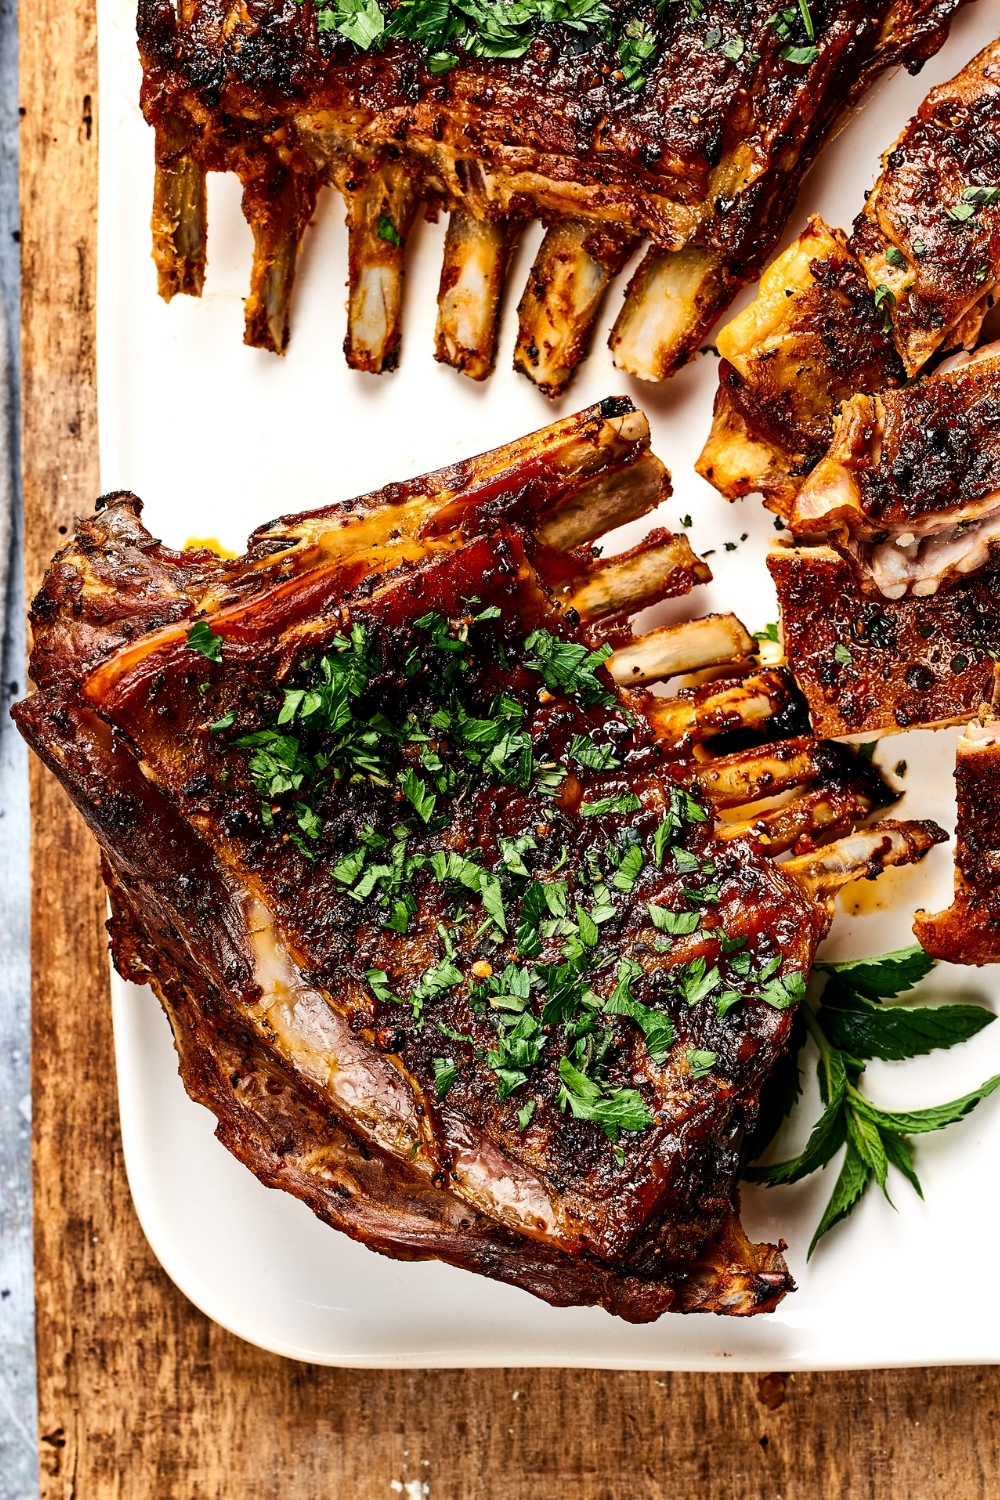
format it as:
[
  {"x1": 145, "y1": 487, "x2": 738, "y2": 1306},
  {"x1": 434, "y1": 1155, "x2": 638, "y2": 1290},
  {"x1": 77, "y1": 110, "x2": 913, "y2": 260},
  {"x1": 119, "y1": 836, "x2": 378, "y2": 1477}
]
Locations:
[{"x1": 98, "y1": 0, "x2": 1000, "y2": 1368}]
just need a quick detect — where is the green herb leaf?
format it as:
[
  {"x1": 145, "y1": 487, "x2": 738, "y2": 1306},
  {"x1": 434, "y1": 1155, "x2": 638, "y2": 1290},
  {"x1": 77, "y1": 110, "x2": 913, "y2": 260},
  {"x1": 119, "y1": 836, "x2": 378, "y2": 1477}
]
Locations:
[
  {"x1": 366, "y1": 967, "x2": 401, "y2": 1005},
  {"x1": 209, "y1": 709, "x2": 236, "y2": 732},
  {"x1": 851, "y1": 1073, "x2": 1000, "y2": 1135},
  {"x1": 316, "y1": 0, "x2": 385, "y2": 46},
  {"x1": 401, "y1": 766, "x2": 437, "y2": 823},
  {"x1": 686, "y1": 1049, "x2": 717, "y2": 1079},
  {"x1": 580, "y1": 793, "x2": 642, "y2": 818},
  {"x1": 808, "y1": 1137, "x2": 872, "y2": 1257},
  {"x1": 567, "y1": 733, "x2": 621, "y2": 771},
  {"x1": 822, "y1": 995, "x2": 994, "y2": 1061},
  {"x1": 647, "y1": 903, "x2": 700, "y2": 936},
  {"x1": 610, "y1": 843, "x2": 644, "y2": 892},
  {"x1": 522, "y1": 630, "x2": 615, "y2": 706},
  {"x1": 745, "y1": 1090, "x2": 847, "y2": 1186},
  {"x1": 517, "y1": 1098, "x2": 537, "y2": 1130},
  {"x1": 818, "y1": 944, "x2": 934, "y2": 999},
  {"x1": 433, "y1": 1056, "x2": 459, "y2": 1099},
  {"x1": 186, "y1": 620, "x2": 222, "y2": 662},
  {"x1": 377, "y1": 213, "x2": 404, "y2": 246}
]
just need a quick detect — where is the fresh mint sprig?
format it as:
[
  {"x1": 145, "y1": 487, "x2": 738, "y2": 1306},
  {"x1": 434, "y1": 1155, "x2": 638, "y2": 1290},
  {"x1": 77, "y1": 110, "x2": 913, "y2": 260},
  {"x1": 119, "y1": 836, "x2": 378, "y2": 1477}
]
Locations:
[{"x1": 744, "y1": 945, "x2": 999, "y2": 1255}]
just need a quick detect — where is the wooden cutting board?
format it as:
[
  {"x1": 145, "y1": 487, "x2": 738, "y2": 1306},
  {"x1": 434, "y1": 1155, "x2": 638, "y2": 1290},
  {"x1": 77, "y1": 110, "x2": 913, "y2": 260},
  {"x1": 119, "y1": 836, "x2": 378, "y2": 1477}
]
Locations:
[{"x1": 19, "y1": 0, "x2": 1000, "y2": 1491}]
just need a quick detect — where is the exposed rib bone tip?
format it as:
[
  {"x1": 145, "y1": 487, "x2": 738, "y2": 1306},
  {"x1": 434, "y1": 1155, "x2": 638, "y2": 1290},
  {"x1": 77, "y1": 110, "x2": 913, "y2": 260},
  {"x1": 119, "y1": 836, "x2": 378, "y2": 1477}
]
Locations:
[
  {"x1": 783, "y1": 820, "x2": 946, "y2": 902},
  {"x1": 609, "y1": 245, "x2": 735, "y2": 383},
  {"x1": 556, "y1": 531, "x2": 710, "y2": 622},
  {"x1": 514, "y1": 219, "x2": 638, "y2": 398},
  {"x1": 343, "y1": 160, "x2": 421, "y2": 374},
  {"x1": 608, "y1": 614, "x2": 754, "y2": 686},
  {"x1": 151, "y1": 154, "x2": 206, "y2": 301},
  {"x1": 648, "y1": 670, "x2": 792, "y2": 748},
  {"x1": 435, "y1": 212, "x2": 520, "y2": 381}
]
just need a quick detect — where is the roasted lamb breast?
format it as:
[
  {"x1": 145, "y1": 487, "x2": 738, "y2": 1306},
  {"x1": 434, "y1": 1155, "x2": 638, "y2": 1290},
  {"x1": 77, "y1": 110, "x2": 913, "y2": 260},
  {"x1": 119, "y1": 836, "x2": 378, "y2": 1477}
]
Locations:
[
  {"x1": 15, "y1": 404, "x2": 942, "y2": 1316},
  {"x1": 138, "y1": 0, "x2": 973, "y2": 390}
]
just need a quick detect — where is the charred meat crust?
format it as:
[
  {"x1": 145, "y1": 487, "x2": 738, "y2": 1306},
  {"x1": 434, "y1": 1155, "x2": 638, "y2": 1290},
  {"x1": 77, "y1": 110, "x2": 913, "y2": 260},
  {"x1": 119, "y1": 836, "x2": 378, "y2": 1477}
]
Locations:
[
  {"x1": 768, "y1": 543, "x2": 1000, "y2": 736},
  {"x1": 915, "y1": 719, "x2": 1000, "y2": 966}
]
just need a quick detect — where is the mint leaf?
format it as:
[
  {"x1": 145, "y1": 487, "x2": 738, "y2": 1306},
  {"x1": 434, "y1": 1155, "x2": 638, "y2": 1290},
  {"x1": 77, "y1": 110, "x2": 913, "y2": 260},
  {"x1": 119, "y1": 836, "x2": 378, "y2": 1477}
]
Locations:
[
  {"x1": 209, "y1": 709, "x2": 236, "y2": 732},
  {"x1": 808, "y1": 1138, "x2": 871, "y2": 1257},
  {"x1": 686, "y1": 1049, "x2": 717, "y2": 1079},
  {"x1": 819, "y1": 944, "x2": 934, "y2": 999},
  {"x1": 745, "y1": 1092, "x2": 846, "y2": 1186},
  {"x1": 852, "y1": 1074, "x2": 1000, "y2": 1135},
  {"x1": 822, "y1": 996, "x2": 994, "y2": 1061}
]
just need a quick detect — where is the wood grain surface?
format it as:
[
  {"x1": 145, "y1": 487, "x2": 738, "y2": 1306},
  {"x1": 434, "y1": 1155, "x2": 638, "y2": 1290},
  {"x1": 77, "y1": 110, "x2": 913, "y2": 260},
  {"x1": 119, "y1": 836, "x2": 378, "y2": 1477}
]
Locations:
[{"x1": 18, "y1": 0, "x2": 1000, "y2": 1492}]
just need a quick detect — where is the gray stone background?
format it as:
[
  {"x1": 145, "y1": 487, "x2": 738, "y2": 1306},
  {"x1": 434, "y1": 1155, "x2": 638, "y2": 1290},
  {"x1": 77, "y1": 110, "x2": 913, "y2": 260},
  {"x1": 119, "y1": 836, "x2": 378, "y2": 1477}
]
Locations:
[{"x1": 0, "y1": 0, "x2": 35, "y2": 1486}]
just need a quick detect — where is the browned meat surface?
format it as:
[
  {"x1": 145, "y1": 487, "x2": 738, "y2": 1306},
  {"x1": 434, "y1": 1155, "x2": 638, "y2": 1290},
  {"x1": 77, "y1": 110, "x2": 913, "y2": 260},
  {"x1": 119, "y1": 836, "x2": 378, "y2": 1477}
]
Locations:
[
  {"x1": 695, "y1": 217, "x2": 905, "y2": 515},
  {"x1": 698, "y1": 41, "x2": 1000, "y2": 520},
  {"x1": 138, "y1": 0, "x2": 972, "y2": 390},
  {"x1": 788, "y1": 346, "x2": 1000, "y2": 597},
  {"x1": 850, "y1": 35, "x2": 1000, "y2": 376},
  {"x1": 768, "y1": 541, "x2": 1000, "y2": 736},
  {"x1": 916, "y1": 712, "x2": 1000, "y2": 964},
  {"x1": 13, "y1": 403, "x2": 942, "y2": 1317}
]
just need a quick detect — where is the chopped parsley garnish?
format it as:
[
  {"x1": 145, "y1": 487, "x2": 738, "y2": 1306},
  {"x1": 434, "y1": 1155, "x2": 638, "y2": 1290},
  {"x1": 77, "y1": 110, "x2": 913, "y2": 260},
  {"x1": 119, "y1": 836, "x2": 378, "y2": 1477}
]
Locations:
[
  {"x1": 522, "y1": 630, "x2": 616, "y2": 706},
  {"x1": 556, "y1": 1056, "x2": 653, "y2": 1142},
  {"x1": 376, "y1": 214, "x2": 404, "y2": 246},
  {"x1": 432, "y1": 1056, "x2": 459, "y2": 1099},
  {"x1": 210, "y1": 602, "x2": 804, "y2": 1158},
  {"x1": 567, "y1": 733, "x2": 621, "y2": 772},
  {"x1": 580, "y1": 793, "x2": 642, "y2": 817},
  {"x1": 186, "y1": 619, "x2": 223, "y2": 662}
]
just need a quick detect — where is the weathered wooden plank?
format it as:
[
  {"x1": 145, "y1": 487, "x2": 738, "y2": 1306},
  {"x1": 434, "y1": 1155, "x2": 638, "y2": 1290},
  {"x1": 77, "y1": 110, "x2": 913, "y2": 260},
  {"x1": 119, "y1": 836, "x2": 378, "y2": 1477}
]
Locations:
[{"x1": 20, "y1": 0, "x2": 1000, "y2": 1490}]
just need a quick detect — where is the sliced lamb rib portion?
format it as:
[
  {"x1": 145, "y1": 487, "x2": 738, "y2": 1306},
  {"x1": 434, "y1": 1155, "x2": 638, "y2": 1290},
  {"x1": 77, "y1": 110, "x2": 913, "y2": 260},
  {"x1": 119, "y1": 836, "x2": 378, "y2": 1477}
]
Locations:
[
  {"x1": 788, "y1": 345, "x2": 1000, "y2": 599},
  {"x1": 697, "y1": 41, "x2": 1000, "y2": 519},
  {"x1": 137, "y1": 0, "x2": 971, "y2": 391},
  {"x1": 695, "y1": 217, "x2": 906, "y2": 516},
  {"x1": 850, "y1": 35, "x2": 1000, "y2": 377},
  {"x1": 767, "y1": 542, "x2": 1000, "y2": 737},
  {"x1": 14, "y1": 407, "x2": 941, "y2": 1317}
]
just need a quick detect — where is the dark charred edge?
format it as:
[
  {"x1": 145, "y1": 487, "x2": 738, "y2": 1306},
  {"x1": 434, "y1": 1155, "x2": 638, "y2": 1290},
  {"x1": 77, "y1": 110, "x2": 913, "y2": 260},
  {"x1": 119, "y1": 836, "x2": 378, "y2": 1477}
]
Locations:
[{"x1": 915, "y1": 730, "x2": 1000, "y2": 966}]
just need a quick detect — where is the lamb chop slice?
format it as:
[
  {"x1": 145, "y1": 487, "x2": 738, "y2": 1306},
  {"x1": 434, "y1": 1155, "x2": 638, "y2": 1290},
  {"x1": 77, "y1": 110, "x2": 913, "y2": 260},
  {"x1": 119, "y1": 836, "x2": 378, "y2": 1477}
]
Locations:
[
  {"x1": 915, "y1": 709, "x2": 1000, "y2": 964},
  {"x1": 697, "y1": 41, "x2": 1000, "y2": 516},
  {"x1": 15, "y1": 407, "x2": 941, "y2": 1316},
  {"x1": 767, "y1": 541, "x2": 1000, "y2": 737},
  {"x1": 850, "y1": 35, "x2": 1000, "y2": 377},
  {"x1": 138, "y1": 0, "x2": 972, "y2": 390},
  {"x1": 786, "y1": 343, "x2": 1000, "y2": 598},
  {"x1": 695, "y1": 217, "x2": 906, "y2": 517}
]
